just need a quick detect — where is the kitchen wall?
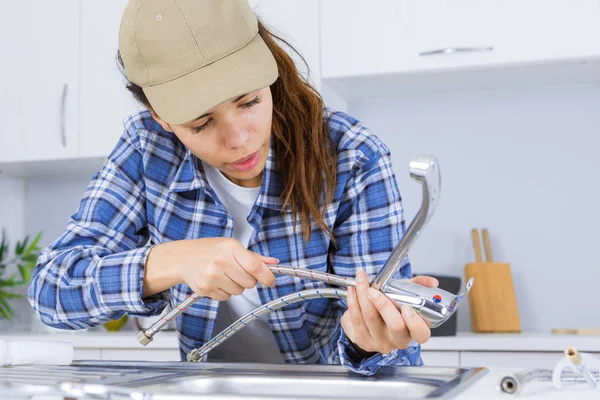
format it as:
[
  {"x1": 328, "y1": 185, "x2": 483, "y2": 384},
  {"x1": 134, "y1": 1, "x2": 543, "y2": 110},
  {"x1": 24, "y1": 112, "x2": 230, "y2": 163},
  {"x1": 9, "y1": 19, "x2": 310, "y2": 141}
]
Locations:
[
  {"x1": 2, "y1": 82, "x2": 599, "y2": 333},
  {"x1": 24, "y1": 174, "x2": 100, "y2": 246},
  {"x1": 0, "y1": 177, "x2": 26, "y2": 243},
  {"x1": 346, "y1": 82, "x2": 600, "y2": 333}
]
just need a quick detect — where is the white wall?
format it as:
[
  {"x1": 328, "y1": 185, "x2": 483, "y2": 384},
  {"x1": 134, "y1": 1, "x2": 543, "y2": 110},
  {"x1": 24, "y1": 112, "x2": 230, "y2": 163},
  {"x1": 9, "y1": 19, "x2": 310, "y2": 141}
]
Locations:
[
  {"x1": 0, "y1": 176, "x2": 29, "y2": 331},
  {"x1": 25, "y1": 175, "x2": 96, "y2": 246},
  {"x1": 347, "y1": 83, "x2": 600, "y2": 333},
  {"x1": 0, "y1": 176, "x2": 26, "y2": 248}
]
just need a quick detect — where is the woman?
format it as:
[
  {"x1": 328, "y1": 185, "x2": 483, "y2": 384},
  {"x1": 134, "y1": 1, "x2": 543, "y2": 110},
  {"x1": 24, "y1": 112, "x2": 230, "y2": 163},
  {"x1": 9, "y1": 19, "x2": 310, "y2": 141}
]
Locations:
[{"x1": 27, "y1": 0, "x2": 437, "y2": 376}]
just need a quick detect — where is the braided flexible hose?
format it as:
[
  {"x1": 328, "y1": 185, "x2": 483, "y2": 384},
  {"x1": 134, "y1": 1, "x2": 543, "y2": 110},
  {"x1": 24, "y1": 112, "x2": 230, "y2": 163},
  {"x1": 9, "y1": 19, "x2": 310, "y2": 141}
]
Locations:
[{"x1": 187, "y1": 287, "x2": 348, "y2": 362}]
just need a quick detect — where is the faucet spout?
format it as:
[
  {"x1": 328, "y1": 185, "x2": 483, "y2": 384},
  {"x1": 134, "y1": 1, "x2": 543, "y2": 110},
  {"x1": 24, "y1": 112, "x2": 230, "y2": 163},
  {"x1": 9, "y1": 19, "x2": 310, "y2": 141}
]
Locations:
[{"x1": 370, "y1": 155, "x2": 441, "y2": 291}]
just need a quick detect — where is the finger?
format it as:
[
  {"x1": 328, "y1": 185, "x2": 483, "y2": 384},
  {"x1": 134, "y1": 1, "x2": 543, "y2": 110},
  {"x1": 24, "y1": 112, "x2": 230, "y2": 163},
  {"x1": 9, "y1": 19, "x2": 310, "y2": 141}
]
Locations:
[
  {"x1": 400, "y1": 304, "x2": 431, "y2": 344},
  {"x1": 223, "y1": 265, "x2": 258, "y2": 289},
  {"x1": 210, "y1": 288, "x2": 232, "y2": 301},
  {"x1": 222, "y1": 253, "x2": 259, "y2": 289},
  {"x1": 340, "y1": 311, "x2": 354, "y2": 338},
  {"x1": 260, "y1": 256, "x2": 280, "y2": 264},
  {"x1": 410, "y1": 275, "x2": 439, "y2": 288},
  {"x1": 355, "y1": 270, "x2": 386, "y2": 343},
  {"x1": 345, "y1": 286, "x2": 374, "y2": 351},
  {"x1": 235, "y1": 252, "x2": 276, "y2": 287},
  {"x1": 220, "y1": 273, "x2": 246, "y2": 296},
  {"x1": 193, "y1": 284, "x2": 230, "y2": 302},
  {"x1": 366, "y1": 287, "x2": 410, "y2": 349}
]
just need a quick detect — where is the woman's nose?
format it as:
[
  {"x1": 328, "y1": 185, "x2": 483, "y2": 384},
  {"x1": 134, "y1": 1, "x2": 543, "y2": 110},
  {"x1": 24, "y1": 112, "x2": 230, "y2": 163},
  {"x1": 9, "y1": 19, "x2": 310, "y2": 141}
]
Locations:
[{"x1": 221, "y1": 118, "x2": 249, "y2": 149}]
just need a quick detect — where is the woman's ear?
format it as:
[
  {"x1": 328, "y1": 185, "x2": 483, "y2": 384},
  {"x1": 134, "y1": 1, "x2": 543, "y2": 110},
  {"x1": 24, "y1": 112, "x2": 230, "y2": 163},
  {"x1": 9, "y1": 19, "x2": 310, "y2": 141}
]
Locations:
[{"x1": 149, "y1": 109, "x2": 174, "y2": 133}]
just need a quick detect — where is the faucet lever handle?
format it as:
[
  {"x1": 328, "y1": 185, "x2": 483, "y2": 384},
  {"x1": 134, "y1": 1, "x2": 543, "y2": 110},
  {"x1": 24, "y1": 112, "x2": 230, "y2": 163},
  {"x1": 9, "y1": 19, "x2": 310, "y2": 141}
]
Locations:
[{"x1": 371, "y1": 155, "x2": 442, "y2": 291}]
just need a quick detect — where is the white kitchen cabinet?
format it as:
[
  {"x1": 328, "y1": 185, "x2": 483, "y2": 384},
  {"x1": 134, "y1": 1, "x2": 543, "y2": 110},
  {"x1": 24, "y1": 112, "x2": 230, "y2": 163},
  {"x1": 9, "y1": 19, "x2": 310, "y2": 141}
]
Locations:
[
  {"x1": 406, "y1": 0, "x2": 500, "y2": 71},
  {"x1": 409, "y1": 0, "x2": 600, "y2": 71},
  {"x1": 460, "y1": 351, "x2": 569, "y2": 369},
  {"x1": 321, "y1": 0, "x2": 600, "y2": 100},
  {"x1": 491, "y1": 0, "x2": 600, "y2": 63},
  {"x1": 79, "y1": 0, "x2": 144, "y2": 159},
  {"x1": 420, "y1": 351, "x2": 460, "y2": 367},
  {"x1": 0, "y1": 0, "x2": 80, "y2": 163},
  {"x1": 249, "y1": 0, "x2": 321, "y2": 91},
  {"x1": 322, "y1": 0, "x2": 600, "y2": 78},
  {"x1": 320, "y1": 0, "x2": 412, "y2": 79}
]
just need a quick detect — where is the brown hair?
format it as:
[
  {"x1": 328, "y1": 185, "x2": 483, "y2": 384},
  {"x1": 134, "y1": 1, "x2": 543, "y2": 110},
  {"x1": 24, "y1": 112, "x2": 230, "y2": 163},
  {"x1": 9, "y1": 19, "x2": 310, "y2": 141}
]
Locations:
[{"x1": 117, "y1": 20, "x2": 337, "y2": 244}]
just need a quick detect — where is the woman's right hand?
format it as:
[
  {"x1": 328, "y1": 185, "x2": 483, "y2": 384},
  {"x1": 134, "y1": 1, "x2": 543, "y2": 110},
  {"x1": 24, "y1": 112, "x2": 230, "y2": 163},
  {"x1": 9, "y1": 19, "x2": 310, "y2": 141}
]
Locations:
[{"x1": 143, "y1": 237, "x2": 278, "y2": 300}]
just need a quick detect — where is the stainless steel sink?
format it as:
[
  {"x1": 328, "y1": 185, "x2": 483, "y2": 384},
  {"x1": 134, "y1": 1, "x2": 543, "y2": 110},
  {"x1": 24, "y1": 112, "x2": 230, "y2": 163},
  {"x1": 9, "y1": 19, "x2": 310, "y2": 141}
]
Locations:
[{"x1": 0, "y1": 360, "x2": 488, "y2": 399}]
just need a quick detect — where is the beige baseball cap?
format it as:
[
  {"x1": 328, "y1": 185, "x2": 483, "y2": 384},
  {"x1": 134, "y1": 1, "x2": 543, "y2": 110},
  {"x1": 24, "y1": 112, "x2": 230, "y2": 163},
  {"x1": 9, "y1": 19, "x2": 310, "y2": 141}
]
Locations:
[{"x1": 118, "y1": 0, "x2": 279, "y2": 125}]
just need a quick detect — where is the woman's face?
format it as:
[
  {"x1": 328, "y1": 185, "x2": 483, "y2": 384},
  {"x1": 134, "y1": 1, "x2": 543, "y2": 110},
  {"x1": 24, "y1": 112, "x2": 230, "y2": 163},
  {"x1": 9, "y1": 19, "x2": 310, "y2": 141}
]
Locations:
[{"x1": 152, "y1": 86, "x2": 273, "y2": 188}]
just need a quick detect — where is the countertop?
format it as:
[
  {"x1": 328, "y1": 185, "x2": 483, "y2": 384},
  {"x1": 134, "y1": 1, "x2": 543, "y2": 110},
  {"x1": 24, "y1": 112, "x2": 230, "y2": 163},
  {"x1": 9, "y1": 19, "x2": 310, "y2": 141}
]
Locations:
[
  {"x1": 1, "y1": 330, "x2": 599, "y2": 398},
  {"x1": 2, "y1": 330, "x2": 600, "y2": 352},
  {"x1": 424, "y1": 332, "x2": 600, "y2": 352},
  {"x1": 462, "y1": 367, "x2": 600, "y2": 399}
]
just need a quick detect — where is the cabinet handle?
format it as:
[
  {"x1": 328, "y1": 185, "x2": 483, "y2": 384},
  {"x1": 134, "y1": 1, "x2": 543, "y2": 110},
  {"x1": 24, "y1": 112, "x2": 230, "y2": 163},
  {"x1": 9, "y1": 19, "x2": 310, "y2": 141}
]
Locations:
[
  {"x1": 60, "y1": 84, "x2": 68, "y2": 148},
  {"x1": 419, "y1": 46, "x2": 493, "y2": 57}
]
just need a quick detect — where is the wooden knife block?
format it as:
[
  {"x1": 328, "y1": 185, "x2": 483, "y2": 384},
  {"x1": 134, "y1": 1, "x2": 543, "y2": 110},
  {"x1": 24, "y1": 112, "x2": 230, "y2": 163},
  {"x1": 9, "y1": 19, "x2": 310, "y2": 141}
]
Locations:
[{"x1": 464, "y1": 261, "x2": 521, "y2": 333}]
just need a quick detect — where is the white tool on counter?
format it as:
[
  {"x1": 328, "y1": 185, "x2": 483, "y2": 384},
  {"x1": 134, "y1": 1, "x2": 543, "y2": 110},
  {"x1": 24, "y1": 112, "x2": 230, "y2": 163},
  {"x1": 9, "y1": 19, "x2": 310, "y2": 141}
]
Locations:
[
  {"x1": 0, "y1": 339, "x2": 73, "y2": 367},
  {"x1": 552, "y1": 346, "x2": 600, "y2": 390},
  {"x1": 499, "y1": 345, "x2": 600, "y2": 395}
]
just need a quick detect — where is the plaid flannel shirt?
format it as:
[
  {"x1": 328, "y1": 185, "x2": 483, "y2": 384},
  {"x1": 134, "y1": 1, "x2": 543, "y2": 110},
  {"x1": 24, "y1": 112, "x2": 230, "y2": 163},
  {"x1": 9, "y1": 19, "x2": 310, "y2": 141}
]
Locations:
[{"x1": 27, "y1": 107, "x2": 422, "y2": 375}]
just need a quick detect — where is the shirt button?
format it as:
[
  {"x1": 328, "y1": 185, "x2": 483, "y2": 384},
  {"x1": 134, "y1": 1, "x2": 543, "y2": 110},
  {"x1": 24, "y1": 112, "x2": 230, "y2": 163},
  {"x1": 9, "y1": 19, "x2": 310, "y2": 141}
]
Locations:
[{"x1": 219, "y1": 217, "x2": 228, "y2": 226}]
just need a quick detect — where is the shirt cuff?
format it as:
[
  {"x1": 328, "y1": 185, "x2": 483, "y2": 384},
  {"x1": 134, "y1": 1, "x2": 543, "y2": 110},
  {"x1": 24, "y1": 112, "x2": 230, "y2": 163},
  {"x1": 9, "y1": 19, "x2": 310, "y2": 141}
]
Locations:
[
  {"x1": 95, "y1": 246, "x2": 170, "y2": 317},
  {"x1": 337, "y1": 329, "x2": 423, "y2": 376}
]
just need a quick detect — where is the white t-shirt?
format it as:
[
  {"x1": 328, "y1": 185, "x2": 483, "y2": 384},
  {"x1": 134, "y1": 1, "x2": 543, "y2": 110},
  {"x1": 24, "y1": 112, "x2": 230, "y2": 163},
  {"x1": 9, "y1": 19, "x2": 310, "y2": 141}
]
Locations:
[{"x1": 202, "y1": 161, "x2": 284, "y2": 363}]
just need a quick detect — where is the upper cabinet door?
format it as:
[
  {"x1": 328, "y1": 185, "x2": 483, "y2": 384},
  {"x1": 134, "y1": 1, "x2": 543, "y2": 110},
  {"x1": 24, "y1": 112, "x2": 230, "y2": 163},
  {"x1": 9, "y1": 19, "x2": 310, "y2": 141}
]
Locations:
[
  {"x1": 410, "y1": 0, "x2": 600, "y2": 70},
  {"x1": 321, "y1": 0, "x2": 600, "y2": 79},
  {"x1": 79, "y1": 0, "x2": 144, "y2": 159},
  {"x1": 249, "y1": 0, "x2": 321, "y2": 90},
  {"x1": 0, "y1": 0, "x2": 80, "y2": 163},
  {"x1": 491, "y1": 0, "x2": 600, "y2": 63},
  {"x1": 407, "y1": 0, "x2": 501, "y2": 71},
  {"x1": 320, "y1": 0, "x2": 412, "y2": 79}
]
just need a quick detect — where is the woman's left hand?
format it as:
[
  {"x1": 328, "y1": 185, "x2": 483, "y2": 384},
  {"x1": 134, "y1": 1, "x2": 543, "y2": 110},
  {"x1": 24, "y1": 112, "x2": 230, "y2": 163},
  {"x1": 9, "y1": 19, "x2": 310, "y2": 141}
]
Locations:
[{"x1": 340, "y1": 270, "x2": 439, "y2": 356}]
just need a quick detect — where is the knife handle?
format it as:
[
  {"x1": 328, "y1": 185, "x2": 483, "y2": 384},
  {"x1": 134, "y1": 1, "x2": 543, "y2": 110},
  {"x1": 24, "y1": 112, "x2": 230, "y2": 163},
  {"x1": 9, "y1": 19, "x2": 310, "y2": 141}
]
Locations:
[
  {"x1": 471, "y1": 229, "x2": 483, "y2": 263},
  {"x1": 482, "y1": 228, "x2": 493, "y2": 262}
]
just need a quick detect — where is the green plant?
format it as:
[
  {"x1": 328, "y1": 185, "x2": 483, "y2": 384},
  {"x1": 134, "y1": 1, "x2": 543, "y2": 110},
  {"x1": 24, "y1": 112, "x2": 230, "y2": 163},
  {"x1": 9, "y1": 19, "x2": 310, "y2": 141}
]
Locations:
[{"x1": 0, "y1": 230, "x2": 43, "y2": 320}]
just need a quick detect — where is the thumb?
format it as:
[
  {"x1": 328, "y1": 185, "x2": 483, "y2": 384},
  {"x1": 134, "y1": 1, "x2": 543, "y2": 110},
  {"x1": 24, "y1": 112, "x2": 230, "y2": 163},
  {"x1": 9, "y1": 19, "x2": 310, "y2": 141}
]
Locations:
[{"x1": 410, "y1": 275, "x2": 439, "y2": 288}]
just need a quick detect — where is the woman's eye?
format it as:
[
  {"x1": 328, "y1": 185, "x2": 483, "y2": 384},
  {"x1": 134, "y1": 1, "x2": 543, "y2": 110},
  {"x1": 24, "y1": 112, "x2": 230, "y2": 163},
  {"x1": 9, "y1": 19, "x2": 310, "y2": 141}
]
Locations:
[
  {"x1": 192, "y1": 119, "x2": 211, "y2": 133},
  {"x1": 191, "y1": 96, "x2": 262, "y2": 134},
  {"x1": 242, "y1": 95, "x2": 263, "y2": 109}
]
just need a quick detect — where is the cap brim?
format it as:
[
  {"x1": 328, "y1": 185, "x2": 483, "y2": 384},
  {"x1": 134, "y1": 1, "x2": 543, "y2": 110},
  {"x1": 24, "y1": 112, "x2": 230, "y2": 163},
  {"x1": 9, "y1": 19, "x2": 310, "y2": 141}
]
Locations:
[{"x1": 143, "y1": 34, "x2": 279, "y2": 126}]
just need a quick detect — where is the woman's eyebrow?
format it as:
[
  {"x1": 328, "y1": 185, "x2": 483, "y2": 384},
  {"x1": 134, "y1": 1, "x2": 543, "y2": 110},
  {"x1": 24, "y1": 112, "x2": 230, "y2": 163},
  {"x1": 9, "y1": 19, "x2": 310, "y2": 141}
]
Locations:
[{"x1": 192, "y1": 92, "x2": 253, "y2": 121}]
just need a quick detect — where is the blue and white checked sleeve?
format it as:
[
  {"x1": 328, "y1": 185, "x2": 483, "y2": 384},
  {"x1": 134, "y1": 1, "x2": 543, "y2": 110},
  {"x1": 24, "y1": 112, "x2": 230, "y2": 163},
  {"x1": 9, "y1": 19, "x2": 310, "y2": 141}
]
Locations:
[
  {"x1": 329, "y1": 141, "x2": 423, "y2": 376},
  {"x1": 27, "y1": 132, "x2": 169, "y2": 330}
]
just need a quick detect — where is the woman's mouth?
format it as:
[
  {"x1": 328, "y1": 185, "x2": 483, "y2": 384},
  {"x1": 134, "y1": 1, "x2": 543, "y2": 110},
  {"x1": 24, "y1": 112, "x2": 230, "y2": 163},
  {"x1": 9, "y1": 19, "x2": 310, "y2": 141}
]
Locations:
[{"x1": 230, "y1": 150, "x2": 260, "y2": 171}]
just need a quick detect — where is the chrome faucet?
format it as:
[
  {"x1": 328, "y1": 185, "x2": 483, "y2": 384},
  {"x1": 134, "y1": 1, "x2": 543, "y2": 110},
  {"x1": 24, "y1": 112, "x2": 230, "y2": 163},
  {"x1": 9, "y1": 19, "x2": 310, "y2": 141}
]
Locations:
[{"x1": 371, "y1": 154, "x2": 442, "y2": 291}]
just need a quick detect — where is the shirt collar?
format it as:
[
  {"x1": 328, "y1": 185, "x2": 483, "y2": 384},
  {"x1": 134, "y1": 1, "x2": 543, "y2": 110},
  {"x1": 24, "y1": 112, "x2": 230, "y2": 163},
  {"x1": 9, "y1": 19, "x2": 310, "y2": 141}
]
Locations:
[
  {"x1": 168, "y1": 148, "x2": 207, "y2": 193},
  {"x1": 168, "y1": 135, "x2": 288, "y2": 212}
]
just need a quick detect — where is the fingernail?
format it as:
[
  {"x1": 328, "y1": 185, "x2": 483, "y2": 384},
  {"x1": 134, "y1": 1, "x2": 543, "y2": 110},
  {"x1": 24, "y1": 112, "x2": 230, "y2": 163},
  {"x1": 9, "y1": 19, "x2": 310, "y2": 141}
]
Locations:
[
  {"x1": 401, "y1": 304, "x2": 414, "y2": 317},
  {"x1": 368, "y1": 288, "x2": 380, "y2": 300},
  {"x1": 356, "y1": 270, "x2": 365, "y2": 283}
]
